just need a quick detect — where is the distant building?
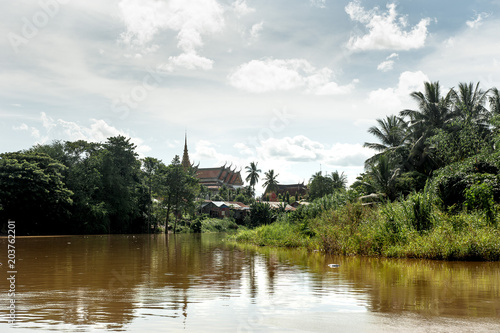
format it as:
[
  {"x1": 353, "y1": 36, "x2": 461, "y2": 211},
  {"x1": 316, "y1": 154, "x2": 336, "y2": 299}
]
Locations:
[
  {"x1": 196, "y1": 164, "x2": 244, "y2": 192},
  {"x1": 200, "y1": 200, "x2": 249, "y2": 219},
  {"x1": 181, "y1": 133, "x2": 191, "y2": 170},
  {"x1": 264, "y1": 183, "x2": 308, "y2": 201},
  {"x1": 261, "y1": 201, "x2": 296, "y2": 211},
  {"x1": 181, "y1": 134, "x2": 244, "y2": 192}
]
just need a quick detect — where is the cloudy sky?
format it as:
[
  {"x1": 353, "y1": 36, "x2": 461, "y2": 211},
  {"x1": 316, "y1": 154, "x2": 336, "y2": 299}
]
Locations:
[{"x1": 2, "y1": 0, "x2": 500, "y2": 191}]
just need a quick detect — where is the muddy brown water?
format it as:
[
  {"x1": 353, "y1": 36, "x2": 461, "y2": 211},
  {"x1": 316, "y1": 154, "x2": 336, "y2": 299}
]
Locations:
[{"x1": 1, "y1": 233, "x2": 499, "y2": 332}]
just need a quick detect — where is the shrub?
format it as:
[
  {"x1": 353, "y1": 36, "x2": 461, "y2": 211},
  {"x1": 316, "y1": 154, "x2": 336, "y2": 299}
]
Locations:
[
  {"x1": 464, "y1": 181, "x2": 496, "y2": 224},
  {"x1": 431, "y1": 152, "x2": 500, "y2": 209},
  {"x1": 249, "y1": 202, "x2": 273, "y2": 227}
]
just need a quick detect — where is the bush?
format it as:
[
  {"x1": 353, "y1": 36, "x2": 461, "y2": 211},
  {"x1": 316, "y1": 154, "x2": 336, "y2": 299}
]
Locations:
[
  {"x1": 403, "y1": 191, "x2": 434, "y2": 232},
  {"x1": 464, "y1": 182, "x2": 496, "y2": 224},
  {"x1": 249, "y1": 202, "x2": 273, "y2": 227},
  {"x1": 430, "y1": 152, "x2": 500, "y2": 209}
]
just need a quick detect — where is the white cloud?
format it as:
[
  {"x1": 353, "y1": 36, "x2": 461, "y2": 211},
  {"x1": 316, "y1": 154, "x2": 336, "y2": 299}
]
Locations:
[
  {"x1": 13, "y1": 123, "x2": 29, "y2": 131},
  {"x1": 417, "y1": 19, "x2": 500, "y2": 88},
  {"x1": 310, "y1": 0, "x2": 327, "y2": 9},
  {"x1": 118, "y1": 0, "x2": 225, "y2": 70},
  {"x1": 162, "y1": 52, "x2": 214, "y2": 71},
  {"x1": 369, "y1": 70, "x2": 429, "y2": 112},
  {"x1": 26, "y1": 113, "x2": 151, "y2": 155},
  {"x1": 377, "y1": 60, "x2": 394, "y2": 72},
  {"x1": 232, "y1": 0, "x2": 255, "y2": 17},
  {"x1": 377, "y1": 53, "x2": 399, "y2": 71},
  {"x1": 249, "y1": 21, "x2": 264, "y2": 43},
  {"x1": 345, "y1": 1, "x2": 431, "y2": 51},
  {"x1": 228, "y1": 58, "x2": 356, "y2": 95},
  {"x1": 254, "y1": 135, "x2": 372, "y2": 166},
  {"x1": 466, "y1": 12, "x2": 489, "y2": 28}
]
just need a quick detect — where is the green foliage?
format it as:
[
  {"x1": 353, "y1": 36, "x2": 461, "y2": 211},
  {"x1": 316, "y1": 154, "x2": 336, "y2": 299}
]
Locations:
[
  {"x1": 230, "y1": 219, "x2": 315, "y2": 248},
  {"x1": 232, "y1": 186, "x2": 500, "y2": 260},
  {"x1": 245, "y1": 161, "x2": 261, "y2": 190},
  {"x1": 430, "y1": 152, "x2": 500, "y2": 209},
  {"x1": 156, "y1": 155, "x2": 200, "y2": 233},
  {"x1": 428, "y1": 120, "x2": 492, "y2": 168},
  {"x1": 394, "y1": 171, "x2": 428, "y2": 196},
  {"x1": 248, "y1": 201, "x2": 273, "y2": 227},
  {"x1": 0, "y1": 151, "x2": 73, "y2": 235},
  {"x1": 402, "y1": 190, "x2": 434, "y2": 232},
  {"x1": 262, "y1": 169, "x2": 279, "y2": 194},
  {"x1": 464, "y1": 182, "x2": 496, "y2": 224},
  {"x1": 200, "y1": 217, "x2": 238, "y2": 233},
  {"x1": 292, "y1": 190, "x2": 355, "y2": 221},
  {"x1": 308, "y1": 172, "x2": 334, "y2": 200}
]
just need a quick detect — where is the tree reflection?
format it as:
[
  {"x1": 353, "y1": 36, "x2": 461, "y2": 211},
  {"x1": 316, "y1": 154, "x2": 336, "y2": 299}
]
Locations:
[{"x1": 1, "y1": 234, "x2": 499, "y2": 332}]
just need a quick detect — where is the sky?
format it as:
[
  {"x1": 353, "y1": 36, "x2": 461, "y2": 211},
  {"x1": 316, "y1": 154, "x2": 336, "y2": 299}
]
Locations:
[{"x1": 1, "y1": 0, "x2": 500, "y2": 193}]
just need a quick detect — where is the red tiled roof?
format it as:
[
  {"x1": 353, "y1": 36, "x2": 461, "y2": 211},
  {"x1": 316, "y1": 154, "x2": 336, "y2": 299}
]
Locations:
[
  {"x1": 196, "y1": 166, "x2": 244, "y2": 187},
  {"x1": 196, "y1": 168, "x2": 222, "y2": 179}
]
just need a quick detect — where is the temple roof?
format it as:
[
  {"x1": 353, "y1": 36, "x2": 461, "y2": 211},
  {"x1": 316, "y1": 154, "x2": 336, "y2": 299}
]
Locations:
[
  {"x1": 196, "y1": 165, "x2": 244, "y2": 187},
  {"x1": 181, "y1": 133, "x2": 191, "y2": 170}
]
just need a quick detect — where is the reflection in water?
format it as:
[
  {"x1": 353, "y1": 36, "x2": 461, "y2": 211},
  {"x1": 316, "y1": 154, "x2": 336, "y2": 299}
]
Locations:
[{"x1": 0, "y1": 234, "x2": 499, "y2": 332}]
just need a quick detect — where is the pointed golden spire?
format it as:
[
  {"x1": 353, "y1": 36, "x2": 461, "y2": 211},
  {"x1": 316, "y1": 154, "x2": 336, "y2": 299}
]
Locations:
[{"x1": 181, "y1": 131, "x2": 191, "y2": 170}]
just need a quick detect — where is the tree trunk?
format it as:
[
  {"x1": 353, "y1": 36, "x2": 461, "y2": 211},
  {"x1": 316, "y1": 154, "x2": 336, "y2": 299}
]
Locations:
[{"x1": 165, "y1": 205, "x2": 171, "y2": 234}]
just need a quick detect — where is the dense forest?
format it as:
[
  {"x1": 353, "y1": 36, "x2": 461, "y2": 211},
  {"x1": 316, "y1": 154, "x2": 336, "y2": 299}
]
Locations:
[
  {"x1": 352, "y1": 82, "x2": 500, "y2": 203},
  {"x1": 0, "y1": 136, "x2": 203, "y2": 235}
]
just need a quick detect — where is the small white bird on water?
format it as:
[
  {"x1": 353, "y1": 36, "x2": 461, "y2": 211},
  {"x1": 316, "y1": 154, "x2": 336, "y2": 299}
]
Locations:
[{"x1": 328, "y1": 264, "x2": 340, "y2": 268}]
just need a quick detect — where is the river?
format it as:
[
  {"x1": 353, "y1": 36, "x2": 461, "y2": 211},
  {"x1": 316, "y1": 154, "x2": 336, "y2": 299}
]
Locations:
[{"x1": 1, "y1": 233, "x2": 500, "y2": 332}]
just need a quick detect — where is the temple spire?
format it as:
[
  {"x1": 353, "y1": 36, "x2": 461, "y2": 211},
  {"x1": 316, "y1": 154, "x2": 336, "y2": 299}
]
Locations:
[{"x1": 181, "y1": 132, "x2": 191, "y2": 170}]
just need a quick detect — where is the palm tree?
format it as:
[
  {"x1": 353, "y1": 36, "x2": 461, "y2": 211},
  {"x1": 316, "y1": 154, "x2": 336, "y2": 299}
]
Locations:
[
  {"x1": 245, "y1": 161, "x2": 261, "y2": 191},
  {"x1": 489, "y1": 87, "x2": 500, "y2": 115},
  {"x1": 450, "y1": 82, "x2": 491, "y2": 130},
  {"x1": 262, "y1": 169, "x2": 279, "y2": 194},
  {"x1": 309, "y1": 171, "x2": 323, "y2": 183},
  {"x1": 399, "y1": 81, "x2": 453, "y2": 174},
  {"x1": 400, "y1": 81, "x2": 453, "y2": 137},
  {"x1": 367, "y1": 154, "x2": 400, "y2": 201},
  {"x1": 363, "y1": 115, "x2": 408, "y2": 166},
  {"x1": 330, "y1": 170, "x2": 347, "y2": 190}
]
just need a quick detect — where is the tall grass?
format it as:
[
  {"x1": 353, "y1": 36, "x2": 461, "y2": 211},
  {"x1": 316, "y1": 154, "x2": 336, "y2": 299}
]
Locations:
[
  {"x1": 231, "y1": 192, "x2": 500, "y2": 261},
  {"x1": 229, "y1": 219, "x2": 317, "y2": 248}
]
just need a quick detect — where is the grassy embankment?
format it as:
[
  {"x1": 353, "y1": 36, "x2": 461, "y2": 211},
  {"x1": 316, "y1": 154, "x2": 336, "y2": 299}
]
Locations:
[
  {"x1": 230, "y1": 190, "x2": 500, "y2": 261},
  {"x1": 171, "y1": 215, "x2": 241, "y2": 233}
]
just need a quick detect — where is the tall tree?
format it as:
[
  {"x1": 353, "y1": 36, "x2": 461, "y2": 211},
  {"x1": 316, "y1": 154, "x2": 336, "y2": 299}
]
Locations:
[
  {"x1": 245, "y1": 161, "x2": 261, "y2": 192},
  {"x1": 489, "y1": 87, "x2": 500, "y2": 115},
  {"x1": 450, "y1": 82, "x2": 490, "y2": 128},
  {"x1": 400, "y1": 81, "x2": 453, "y2": 135},
  {"x1": 309, "y1": 171, "x2": 323, "y2": 183},
  {"x1": 366, "y1": 154, "x2": 400, "y2": 201},
  {"x1": 262, "y1": 169, "x2": 279, "y2": 194},
  {"x1": 364, "y1": 115, "x2": 408, "y2": 152},
  {"x1": 399, "y1": 81, "x2": 453, "y2": 174},
  {"x1": 98, "y1": 136, "x2": 144, "y2": 233},
  {"x1": 308, "y1": 172, "x2": 334, "y2": 200},
  {"x1": 0, "y1": 152, "x2": 73, "y2": 235},
  {"x1": 158, "y1": 155, "x2": 199, "y2": 233},
  {"x1": 142, "y1": 157, "x2": 163, "y2": 232},
  {"x1": 330, "y1": 170, "x2": 348, "y2": 190}
]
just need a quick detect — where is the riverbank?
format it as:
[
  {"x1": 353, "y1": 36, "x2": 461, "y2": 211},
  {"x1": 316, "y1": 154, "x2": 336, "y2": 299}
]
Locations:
[{"x1": 229, "y1": 197, "x2": 500, "y2": 261}]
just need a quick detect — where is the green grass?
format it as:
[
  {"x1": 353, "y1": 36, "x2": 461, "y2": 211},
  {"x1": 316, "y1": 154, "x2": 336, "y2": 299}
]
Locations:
[
  {"x1": 230, "y1": 199, "x2": 500, "y2": 261},
  {"x1": 230, "y1": 220, "x2": 317, "y2": 248},
  {"x1": 200, "y1": 217, "x2": 239, "y2": 233}
]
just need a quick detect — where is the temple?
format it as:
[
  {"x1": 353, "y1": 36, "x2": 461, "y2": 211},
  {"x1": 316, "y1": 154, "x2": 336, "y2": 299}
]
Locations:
[
  {"x1": 181, "y1": 133, "x2": 191, "y2": 170},
  {"x1": 181, "y1": 134, "x2": 244, "y2": 192},
  {"x1": 263, "y1": 183, "x2": 308, "y2": 201},
  {"x1": 196, "y1": 164, "x2": 244, "y2": 192}
]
